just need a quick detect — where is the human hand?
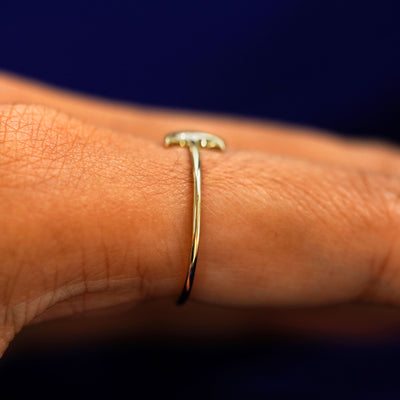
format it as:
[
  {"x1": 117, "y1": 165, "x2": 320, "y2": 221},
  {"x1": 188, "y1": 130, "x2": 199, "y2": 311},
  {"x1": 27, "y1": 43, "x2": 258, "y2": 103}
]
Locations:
[{"x1": 1, "y1": 72, "x2": 400, "y2": 355}]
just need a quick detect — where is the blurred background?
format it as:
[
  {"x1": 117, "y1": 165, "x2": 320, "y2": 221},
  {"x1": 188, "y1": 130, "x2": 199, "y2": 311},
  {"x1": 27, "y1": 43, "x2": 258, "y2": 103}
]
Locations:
[{"x1": 1, "y1": 0, "x2": 400, "y2": 398}]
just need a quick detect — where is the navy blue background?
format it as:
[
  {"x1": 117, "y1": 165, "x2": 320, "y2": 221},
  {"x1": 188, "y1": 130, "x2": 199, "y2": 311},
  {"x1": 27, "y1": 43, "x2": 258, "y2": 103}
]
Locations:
[
  {"x1": 1, "y1": 0, "x2": 399, "y2": 138},
  {"x1": 1, "y1": 0, "x2": 400, "y2": 398}
]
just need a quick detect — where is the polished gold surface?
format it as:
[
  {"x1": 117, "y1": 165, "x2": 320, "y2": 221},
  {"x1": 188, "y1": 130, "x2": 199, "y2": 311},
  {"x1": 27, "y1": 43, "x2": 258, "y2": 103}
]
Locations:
[{"x1": 164, "y1": 131, "x2": 226, "y2": 304}]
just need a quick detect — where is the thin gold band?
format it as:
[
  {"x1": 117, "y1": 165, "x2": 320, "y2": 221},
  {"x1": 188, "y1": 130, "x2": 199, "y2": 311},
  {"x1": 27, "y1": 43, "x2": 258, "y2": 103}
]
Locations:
[{"x1": 164, "y1": 132, "x2": 226, "y2": 304}]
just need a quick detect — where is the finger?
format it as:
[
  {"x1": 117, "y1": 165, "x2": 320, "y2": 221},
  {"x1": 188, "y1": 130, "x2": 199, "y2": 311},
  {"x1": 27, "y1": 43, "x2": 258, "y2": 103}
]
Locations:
[
  {"x1": 1, "y1": 72, "x2": 400, "y2": 174},
  {"x1": 0, "y1": 104, "x2": 399, "y2": 356}
]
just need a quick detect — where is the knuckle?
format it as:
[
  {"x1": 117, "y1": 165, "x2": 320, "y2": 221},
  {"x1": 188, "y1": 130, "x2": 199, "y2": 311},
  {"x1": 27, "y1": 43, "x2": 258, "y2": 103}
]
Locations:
[
  {"x1": 0, "y1": 103, "x2": 94, "y2": 189},
  {"x1": 317, "y1": 167, "x2": 400, "y2": 233},
  {"x1": 347, "y1": 170, "x2": 400, "y2": 303},
  {"x1": 0, "y1": 103, "x2": 61, "y2": 148},
  {"x1": 350, "y1": 169, "x2": 400, "y2": 229}
]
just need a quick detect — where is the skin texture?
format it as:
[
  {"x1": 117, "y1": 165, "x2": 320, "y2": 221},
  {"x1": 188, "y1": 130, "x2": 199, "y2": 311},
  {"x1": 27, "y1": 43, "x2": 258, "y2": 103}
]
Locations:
[{"x1": 0, "y1": 72, "x2": 400, "y2": 356}]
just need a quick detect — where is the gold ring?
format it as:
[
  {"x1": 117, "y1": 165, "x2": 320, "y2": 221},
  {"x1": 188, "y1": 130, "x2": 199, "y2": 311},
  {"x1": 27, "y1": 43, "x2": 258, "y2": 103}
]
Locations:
[{"x1": 164, "y1": 131, "x2": 226, "y2": 304}]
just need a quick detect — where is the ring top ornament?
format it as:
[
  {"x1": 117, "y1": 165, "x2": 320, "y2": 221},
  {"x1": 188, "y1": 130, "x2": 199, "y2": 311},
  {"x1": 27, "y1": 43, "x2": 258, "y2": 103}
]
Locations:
[{"x1": 164, "y1": 131, "x2": 226, "y2": 151}]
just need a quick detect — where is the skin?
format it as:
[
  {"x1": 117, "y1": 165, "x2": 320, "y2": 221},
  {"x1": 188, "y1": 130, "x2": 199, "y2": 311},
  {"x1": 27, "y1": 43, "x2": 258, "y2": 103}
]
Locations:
[{"x1": 0, "y1": 72, "x2": 400, "y2": 356}]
